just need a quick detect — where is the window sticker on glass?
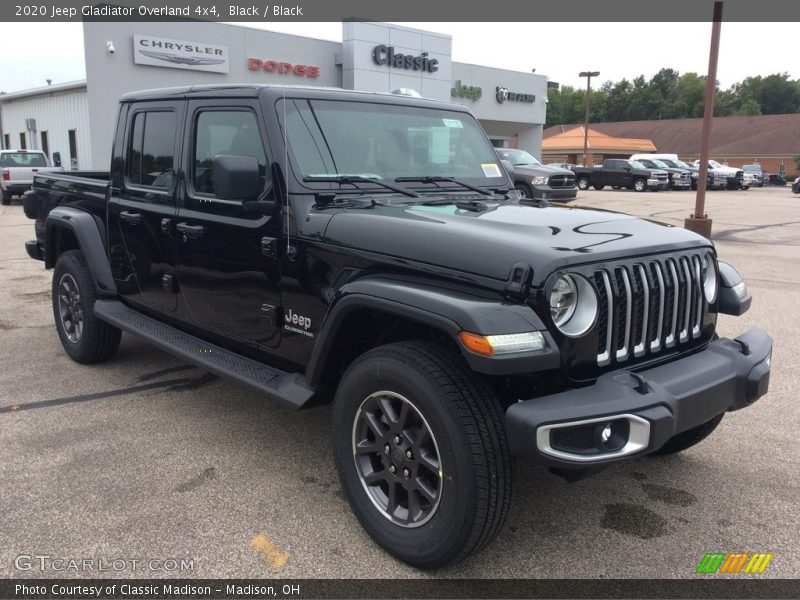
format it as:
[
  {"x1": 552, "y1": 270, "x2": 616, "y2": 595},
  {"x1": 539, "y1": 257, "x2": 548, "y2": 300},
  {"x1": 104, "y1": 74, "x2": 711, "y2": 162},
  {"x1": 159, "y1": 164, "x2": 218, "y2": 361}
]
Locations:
[
  {"x1": 481, "y1": 163, "x2": 502, "y2": 177},
  {"x1": 442, "y1": 118, "x2": 463, "y2": 128}
]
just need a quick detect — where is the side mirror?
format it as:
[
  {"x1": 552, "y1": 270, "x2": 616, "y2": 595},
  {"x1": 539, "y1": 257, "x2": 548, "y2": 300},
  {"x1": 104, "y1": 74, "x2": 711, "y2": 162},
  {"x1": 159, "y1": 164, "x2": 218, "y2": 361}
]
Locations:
[
  {"x1": 213, "y1": 154, "x2": 260, "y2": 202},
  {"x1": 500, "y1": 159, "x2": 515, "y2": 179}
]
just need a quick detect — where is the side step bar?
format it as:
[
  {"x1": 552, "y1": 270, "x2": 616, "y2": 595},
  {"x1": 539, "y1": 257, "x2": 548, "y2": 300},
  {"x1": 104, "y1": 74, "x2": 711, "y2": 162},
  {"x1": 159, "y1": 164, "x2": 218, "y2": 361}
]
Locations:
[{"x1": 94, "y1": 300, "x2": 315, "y2": 410}]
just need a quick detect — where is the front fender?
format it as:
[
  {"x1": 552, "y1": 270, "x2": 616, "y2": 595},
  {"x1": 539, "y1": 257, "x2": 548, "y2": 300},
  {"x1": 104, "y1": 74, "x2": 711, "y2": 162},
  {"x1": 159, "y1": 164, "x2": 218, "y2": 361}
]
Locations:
[
  {"x1": 306, "y1": 277, "x2": 560, "y2": 384},
  {"x1": 45, "y1": 207, "x2": 117, "y2": 296}
]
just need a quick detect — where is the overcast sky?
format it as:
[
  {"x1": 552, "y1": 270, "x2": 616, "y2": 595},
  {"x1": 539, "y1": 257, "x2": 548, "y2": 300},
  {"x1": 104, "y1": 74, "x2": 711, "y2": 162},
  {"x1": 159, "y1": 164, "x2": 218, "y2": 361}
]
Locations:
[{"x1": 2, "y1": 21, "x2": 798, "y2": 93}]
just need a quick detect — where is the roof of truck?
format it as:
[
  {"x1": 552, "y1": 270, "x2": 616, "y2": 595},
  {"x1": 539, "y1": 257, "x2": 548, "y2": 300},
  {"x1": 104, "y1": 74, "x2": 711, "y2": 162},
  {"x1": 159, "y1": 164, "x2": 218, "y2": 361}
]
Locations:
[{"x1": 119, "y1": 84, "x2": 467, "y2": 111}]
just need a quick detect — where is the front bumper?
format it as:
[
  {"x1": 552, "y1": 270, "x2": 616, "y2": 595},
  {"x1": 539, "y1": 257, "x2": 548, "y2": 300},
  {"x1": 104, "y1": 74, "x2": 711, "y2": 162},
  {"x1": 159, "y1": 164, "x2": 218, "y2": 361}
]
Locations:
[
  {"x1": 534, "y1": 185, "x2": 578, "y2": 201},
  {"x1": 506, "y1": 328, "x2": 772, "y2": 468},
  {"x1": 647, "y1": 178, "x2": 670, "y2": 190},
  {"x1": 671, "y1": 179, "x2": 692, "y2": 189}
]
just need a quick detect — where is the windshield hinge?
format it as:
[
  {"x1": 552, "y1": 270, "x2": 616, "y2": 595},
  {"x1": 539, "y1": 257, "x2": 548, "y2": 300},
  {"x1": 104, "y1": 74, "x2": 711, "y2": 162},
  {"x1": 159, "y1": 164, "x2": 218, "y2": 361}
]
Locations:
[{"x1": 504, "y1": 262, "x2": 533, "y2": 302}]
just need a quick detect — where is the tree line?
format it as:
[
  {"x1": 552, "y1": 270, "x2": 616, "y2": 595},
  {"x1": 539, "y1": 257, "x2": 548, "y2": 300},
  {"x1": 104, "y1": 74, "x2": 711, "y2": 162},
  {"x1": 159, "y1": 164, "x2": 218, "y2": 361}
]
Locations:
[{"x1": 546, "y1": 69, "x2": 800, "y2": 126}]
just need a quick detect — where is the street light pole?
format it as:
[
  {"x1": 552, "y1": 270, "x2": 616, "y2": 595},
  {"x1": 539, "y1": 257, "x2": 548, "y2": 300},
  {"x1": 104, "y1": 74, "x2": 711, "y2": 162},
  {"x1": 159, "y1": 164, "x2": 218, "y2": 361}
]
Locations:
[
  {"x1": 579, "y1": 70, "x2": 600, "y2": 166},
  {"x1": 685, "y1": 1, "x2": 723, "y2": 240}
]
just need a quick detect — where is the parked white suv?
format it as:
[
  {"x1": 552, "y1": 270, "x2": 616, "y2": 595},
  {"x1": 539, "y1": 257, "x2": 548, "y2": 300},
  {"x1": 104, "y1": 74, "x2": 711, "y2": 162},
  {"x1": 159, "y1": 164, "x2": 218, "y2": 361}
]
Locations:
[{"x1": 693, "y1": 159, "x2": 746, "y2": 190}]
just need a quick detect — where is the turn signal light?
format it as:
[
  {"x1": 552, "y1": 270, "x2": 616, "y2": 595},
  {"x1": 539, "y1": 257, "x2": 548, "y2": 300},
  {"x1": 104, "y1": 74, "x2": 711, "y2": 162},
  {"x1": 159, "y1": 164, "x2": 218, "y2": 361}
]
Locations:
[{"x1": 459, "y1": 331, "x2": 545, "y2": 356}]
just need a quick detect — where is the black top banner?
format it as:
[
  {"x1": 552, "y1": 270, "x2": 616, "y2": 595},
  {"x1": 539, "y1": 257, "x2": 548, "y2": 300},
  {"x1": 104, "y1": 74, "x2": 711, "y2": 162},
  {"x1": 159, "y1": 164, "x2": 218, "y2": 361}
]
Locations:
[{"x1": 1, "y1": 0, "x2": 798, "y2": 22}]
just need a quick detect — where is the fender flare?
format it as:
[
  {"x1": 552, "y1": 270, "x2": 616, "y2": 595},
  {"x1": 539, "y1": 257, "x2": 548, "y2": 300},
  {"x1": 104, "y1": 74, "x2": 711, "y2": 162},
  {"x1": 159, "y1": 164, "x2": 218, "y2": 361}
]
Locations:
[
  {"x1": 306, "y1": 277, "x2": 559, "y2": 385},
  {"x1": 45, "y1": 206, "x2": 117, "y2": 296}
]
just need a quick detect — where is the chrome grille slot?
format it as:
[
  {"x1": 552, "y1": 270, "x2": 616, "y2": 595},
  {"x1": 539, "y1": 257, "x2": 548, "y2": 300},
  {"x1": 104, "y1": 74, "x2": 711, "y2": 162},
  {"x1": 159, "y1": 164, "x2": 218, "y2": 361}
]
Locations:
[
  {"x1": 614, "y1": 267, "x2": 632, "y2": 362},
  {"x1": 593, "y1": 253, "x2": 709, "y2": 367}
]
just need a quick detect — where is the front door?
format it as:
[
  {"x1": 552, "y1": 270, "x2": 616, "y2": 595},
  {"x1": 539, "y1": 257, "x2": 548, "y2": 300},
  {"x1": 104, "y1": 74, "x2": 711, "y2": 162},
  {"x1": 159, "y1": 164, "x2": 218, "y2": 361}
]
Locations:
[
  {"x1": 175, "y1": 100, "x2": 282, "y2": 348},
  {"x1": 108, "y1": 103, "x2": 182, "y2": 312}
]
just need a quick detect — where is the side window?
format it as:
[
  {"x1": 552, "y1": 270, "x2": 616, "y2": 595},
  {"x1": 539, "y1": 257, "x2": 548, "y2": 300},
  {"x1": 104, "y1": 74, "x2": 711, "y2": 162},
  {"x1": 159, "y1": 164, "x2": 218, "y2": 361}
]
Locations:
[
  {"x1": 192, "y1": 110, "x2": 269, "y2": 197},
  {"x1": 128, "y1": 111, "x2": 176, "y2": 190}
]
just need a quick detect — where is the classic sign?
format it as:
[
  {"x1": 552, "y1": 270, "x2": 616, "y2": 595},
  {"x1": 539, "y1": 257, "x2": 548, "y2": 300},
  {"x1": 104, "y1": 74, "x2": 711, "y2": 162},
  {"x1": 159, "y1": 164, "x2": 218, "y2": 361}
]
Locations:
[{"x1": 372, "y1": 45, "x2": 439, "y2": 73}]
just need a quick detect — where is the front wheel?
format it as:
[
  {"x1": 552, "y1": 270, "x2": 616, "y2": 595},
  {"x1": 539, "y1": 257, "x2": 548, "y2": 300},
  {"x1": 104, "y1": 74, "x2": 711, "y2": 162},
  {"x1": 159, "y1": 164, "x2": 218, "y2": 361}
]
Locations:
[
  {"x1": 593, "y1": 184, "x2": 605, "y2": 191},
  {"x1": 53, "y1": 250, "x2": 121, "y2": 364},
  {"x1": 577, "y1": 177, "x2": 590, "y2": 191},
  {"x1": 514, "y1": 184, "x2": 533, "y2": 200},
  {"x1": 1, "y1": 190, "x2": 11, "y2": 205},
  {"x1": 633, "y1": 178, "x2": 647, "y2": 192},
  {"x1": 332, "y1": 341, "x2": 512, "y2": 569}
]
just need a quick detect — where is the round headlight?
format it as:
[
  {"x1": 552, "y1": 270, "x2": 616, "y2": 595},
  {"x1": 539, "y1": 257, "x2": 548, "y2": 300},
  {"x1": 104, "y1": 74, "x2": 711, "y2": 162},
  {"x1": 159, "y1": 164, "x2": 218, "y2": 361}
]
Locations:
[
  {"x1": 701, "y1": 254, "x2": 718, "y2": 302},
  {"x1": 549, "y1": 274, "x2": 598, "y2": 337}
]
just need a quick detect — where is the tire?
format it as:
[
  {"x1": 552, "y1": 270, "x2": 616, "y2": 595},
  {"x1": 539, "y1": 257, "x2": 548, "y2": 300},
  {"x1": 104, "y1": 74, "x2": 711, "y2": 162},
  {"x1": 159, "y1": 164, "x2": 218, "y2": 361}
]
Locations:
[
  {"x1": 741, "y1": 186, "x2": 749, "y2": 191},
  {"x1": 52, "y1": 250, "x2": 121, "y2": 364},
  {"x1": 593, "y1": 184, "x2": 605, "y2": 191},
  {"x1": 611, "y1": 185, "x2": 621, "y2": 190},
  {"x1": 577, "y1": 177, "x2": 590, "y2": 191},
  {"x1": 332, "y1": 341, "x2": 512, "y2": 569},
  {"x1": 1, "y1": 190, "x2": 11, "y2": 205},
  {"x1": 514, "y1": 183, "x2": 533, "y2": 200},
  {"x1": 651, "y1": 413, "x2": 724, "y2": 456},
  {"x1": 633, "y1": 178, "x2": 647, "y2": 192}
]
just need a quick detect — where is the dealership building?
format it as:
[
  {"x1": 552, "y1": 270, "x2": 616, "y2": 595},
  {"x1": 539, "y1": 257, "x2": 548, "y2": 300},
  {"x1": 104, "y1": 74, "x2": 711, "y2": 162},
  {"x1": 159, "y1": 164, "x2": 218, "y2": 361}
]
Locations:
[{"x1": 0, "y1": 21, "x2": 548, "y2": 170}]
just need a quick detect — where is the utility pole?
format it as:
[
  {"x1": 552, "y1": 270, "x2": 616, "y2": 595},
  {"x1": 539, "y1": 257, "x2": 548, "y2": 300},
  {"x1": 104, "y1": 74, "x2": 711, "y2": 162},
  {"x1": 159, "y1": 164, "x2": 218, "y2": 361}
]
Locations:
[
  {"x1": 686, "y1": 1, "x2": 723, "y2": 239},
  {"x1": 579, "y1": 71, "x2": 600, "y2": 166}
]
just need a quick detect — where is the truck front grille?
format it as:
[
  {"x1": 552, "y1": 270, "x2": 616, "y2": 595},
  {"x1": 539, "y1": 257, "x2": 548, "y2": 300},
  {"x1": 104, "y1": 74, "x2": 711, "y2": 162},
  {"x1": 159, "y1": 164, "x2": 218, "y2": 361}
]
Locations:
[
  {"x1": 593, "y1": 255, "x2": 705, "y2": 367},
  {"x1": 549, "y1": 174, "x2": 576, "y2": 188}
]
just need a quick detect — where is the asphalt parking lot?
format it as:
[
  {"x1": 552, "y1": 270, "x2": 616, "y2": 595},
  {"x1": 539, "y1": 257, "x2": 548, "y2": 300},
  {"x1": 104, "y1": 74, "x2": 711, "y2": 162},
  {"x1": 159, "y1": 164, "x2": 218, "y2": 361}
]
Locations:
[{"x1": 1, "y1": 185, "x2": 798, "y2": 579}]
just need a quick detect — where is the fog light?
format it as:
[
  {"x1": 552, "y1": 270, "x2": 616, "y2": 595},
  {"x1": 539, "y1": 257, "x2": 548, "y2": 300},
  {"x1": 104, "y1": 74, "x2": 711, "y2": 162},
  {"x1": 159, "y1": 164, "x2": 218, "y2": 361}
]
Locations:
[{"x1": 600, "y1": 423, "x2": 612, "y2": 444}]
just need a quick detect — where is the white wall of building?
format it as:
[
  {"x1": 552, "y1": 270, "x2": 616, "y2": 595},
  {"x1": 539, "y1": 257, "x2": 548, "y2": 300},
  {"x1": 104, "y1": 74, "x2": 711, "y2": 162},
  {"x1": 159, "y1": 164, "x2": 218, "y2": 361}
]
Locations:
[
  {"x1": 83, "y1": 21, "x2": 342, "y2": 169},
  {"x1": 0, "y1": 85, "x2": 91, "y2": 170}
]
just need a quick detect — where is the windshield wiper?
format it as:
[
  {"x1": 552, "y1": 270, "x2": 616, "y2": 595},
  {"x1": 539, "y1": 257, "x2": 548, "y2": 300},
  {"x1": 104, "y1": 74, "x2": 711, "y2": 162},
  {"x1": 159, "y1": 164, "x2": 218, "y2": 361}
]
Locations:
[
  {"x1": 409, "y1": 198, "x2": 491, "y2": 212},
  {"x1": 303, "y1": 175, "x2": 419, "y2": 198},
  {"x1": 395, "y1": 175, "x2": 493, "y2": 197}
]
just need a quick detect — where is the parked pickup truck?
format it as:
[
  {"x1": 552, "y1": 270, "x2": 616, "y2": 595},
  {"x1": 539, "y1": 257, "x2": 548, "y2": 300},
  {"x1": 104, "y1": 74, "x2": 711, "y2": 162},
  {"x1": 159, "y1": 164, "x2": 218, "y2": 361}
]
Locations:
[
  {"x1": 633, "y1": 158, "x2": 692, "y2": 190},
  {"x1": 1, "y1": 149, "x2": 62, "y2": 204},
  {"x1": 495, "y1": 148, "x2": 577, "y2": 202},
  {"x1": 23, "y1": 85, "x2": 772, "y2": 569},
  {"x1": 573, "y1": 159, "x2": 669, "y2": 192},
  {"x1": 694, "y1": 160, "x2": 745, "y2": 190}
]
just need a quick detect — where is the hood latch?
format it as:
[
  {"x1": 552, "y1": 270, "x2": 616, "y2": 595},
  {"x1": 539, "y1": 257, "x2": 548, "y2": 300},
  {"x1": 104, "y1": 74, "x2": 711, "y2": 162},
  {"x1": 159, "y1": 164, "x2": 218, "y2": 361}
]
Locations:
[{"x1": 504, "y1": 262, "x2": 533, "y2": 302}]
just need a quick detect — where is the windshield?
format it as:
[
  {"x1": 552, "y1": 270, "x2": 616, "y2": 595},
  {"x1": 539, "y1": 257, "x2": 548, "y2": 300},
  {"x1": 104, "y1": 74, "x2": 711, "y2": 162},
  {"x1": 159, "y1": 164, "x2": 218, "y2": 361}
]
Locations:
[
  {"x1": 279, "y1": 99, "x2": 505, "y2": 184},
  {"x1": 0, "y1": 152, "x2": 47, "y2": 167},
  {"x1": 709, "y1": 160, "x2": 724, "y2": 168},
  {"x1": 743, "y1": 165, "x2": 760, "y2": 172},
  {"x1": 673, "y1": 160, "x2": 694, "y2": 169},
  {"x1": 496, "y1": 149, "x2": 541, "y2": 166},
  {"x1": 651, "y1": 159, "x2": 671, "y2": 169},
  {"x1": 629, "y1": 160, "x2": 646, "y2": 169}
]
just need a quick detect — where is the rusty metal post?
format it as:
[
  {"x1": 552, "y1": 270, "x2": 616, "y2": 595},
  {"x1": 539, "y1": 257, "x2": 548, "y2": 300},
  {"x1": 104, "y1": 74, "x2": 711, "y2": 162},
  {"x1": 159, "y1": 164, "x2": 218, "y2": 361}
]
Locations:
[
  {"x1": 579, "y1": 71, "x2": 599, "y2": 166},
  {"x1": 685, "y1": 1, "x2": 723, "y2": 240}
]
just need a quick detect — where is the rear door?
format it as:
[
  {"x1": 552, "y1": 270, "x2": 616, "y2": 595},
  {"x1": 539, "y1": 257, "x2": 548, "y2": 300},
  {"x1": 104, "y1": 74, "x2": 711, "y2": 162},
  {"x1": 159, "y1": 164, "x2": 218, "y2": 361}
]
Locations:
[
  {"x1": 108, "y1": 101, "x2": 183, "y2": 312},
  {"x1": 175, "y1": 99, "x2": 282, "y2": 348}
]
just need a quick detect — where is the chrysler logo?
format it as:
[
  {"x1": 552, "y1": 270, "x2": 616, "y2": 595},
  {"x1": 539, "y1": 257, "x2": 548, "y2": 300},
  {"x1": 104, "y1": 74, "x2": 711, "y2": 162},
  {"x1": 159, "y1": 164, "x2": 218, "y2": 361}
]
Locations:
[{"x1": 138, "y1": 50, "x2": 226, "y2": 66}]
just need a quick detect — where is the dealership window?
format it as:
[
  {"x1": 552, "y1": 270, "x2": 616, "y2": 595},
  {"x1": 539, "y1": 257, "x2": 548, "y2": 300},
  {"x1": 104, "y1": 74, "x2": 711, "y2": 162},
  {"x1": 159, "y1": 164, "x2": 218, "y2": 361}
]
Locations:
[
  {"x1": 68, "y1": 129, "x2": 78, "y2": 169},
  {"x1": 19, "y1": 132, "x2": 26, "y2": 149},
  {"x1": 2, "y1": 134, "x2": 9, "y2": 149},
  {"x1": 40, "y1": 131, "x2": 49, "y2": 160},
  {"x1": 192, "y1": 110, "x2": 268, "y2": 197},
  {"x1": 127, "y1": 112, "x2": 176, "y2": 189}
]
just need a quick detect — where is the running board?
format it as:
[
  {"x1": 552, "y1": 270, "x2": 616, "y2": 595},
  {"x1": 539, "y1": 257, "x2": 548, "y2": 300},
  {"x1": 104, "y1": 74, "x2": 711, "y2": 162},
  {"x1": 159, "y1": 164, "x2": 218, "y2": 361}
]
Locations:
[{"x1": 93, "y1": 300, "x2": 315, "y2": 410}]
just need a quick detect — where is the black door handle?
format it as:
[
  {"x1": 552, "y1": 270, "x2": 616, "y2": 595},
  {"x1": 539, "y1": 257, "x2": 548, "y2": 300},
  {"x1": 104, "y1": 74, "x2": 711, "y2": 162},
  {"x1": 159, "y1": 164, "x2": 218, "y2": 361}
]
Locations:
[
  {"x1": 119, "y1": 211, "x2": 142, "y2": 225},
  {"x1": 176, "y1": 222, "x2": 206, "y2": 239}
]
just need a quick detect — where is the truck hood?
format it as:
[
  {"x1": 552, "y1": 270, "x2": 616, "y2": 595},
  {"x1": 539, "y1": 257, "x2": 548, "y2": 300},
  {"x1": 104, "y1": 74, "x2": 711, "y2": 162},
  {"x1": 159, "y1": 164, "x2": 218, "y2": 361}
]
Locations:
[
  {"x1": 320, "y1": 202, "x2": 710, "y2": 285},
  {"x1": 512, "y1": 164, "x2": 573, "y2": 177}
]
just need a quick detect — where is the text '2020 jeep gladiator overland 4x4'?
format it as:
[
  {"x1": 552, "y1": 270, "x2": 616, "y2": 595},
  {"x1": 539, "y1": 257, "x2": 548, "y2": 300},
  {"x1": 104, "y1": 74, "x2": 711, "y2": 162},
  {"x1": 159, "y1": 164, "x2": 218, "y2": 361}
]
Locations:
[{"x1": 24, "y1": 85, "x2": 772, "y2": 569}]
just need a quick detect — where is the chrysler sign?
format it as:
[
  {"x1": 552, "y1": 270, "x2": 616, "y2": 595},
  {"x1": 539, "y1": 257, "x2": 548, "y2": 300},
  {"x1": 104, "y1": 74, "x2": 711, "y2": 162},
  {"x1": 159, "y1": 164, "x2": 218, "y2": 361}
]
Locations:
[{"x1": 133, "y1": 35, "x2": 230, "y2": 73}]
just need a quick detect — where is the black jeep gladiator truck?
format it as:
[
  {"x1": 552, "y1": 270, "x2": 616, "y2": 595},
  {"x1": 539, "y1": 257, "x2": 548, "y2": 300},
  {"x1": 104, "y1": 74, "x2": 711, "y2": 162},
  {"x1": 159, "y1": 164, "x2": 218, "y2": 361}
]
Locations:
[
  {"x1": 494, "y1": 148, "x2": 577, "y2": 202},
  {"x1": 573, "y1": 158, "x2": 670, "y2": 192},
  {"x1": 23, "y1": 85, "x2": 772, "y2": 569}
]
